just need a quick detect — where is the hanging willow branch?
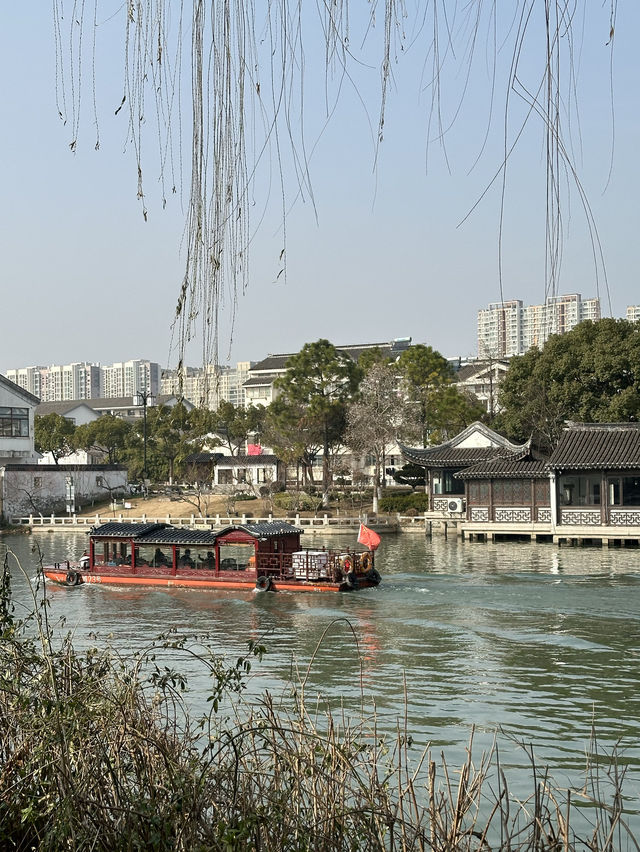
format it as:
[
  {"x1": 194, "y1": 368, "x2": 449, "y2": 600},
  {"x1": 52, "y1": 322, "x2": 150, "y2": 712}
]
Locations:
[{"x1": 52, "y1": 1, "x2": 617, "y2": 373}]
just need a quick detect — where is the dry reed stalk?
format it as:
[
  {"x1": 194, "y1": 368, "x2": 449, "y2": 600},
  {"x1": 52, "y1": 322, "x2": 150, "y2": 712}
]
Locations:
[{"x1": 1, "y1": 552, "x2": 639, "y2": 850}]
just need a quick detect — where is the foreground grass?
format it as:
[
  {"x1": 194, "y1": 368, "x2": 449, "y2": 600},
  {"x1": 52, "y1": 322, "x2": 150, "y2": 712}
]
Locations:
[{"x1": 0, "y1": 550, "x2": 637, "y2": 851}]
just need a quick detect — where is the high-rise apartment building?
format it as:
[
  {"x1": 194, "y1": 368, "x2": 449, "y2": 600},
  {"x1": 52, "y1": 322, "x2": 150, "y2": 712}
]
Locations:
[
  {"x1": 5, "y1": 360, "x2": 159, "y2": 402},
  {"x1": 161, "y1": 362, "x2": 253, "y2": 409},
  {"x1": 477, "y1": 300, "x2": 524, "y2": 359},
  {"x1": 627, "y1": 306, "x2": 640, "y2": 323},
  {"x1": 478, "y1": 294, "x2": 601, "y2": 357},
  {"x1": 102, "y1": 360, "x2": 160, "y2": 398},
  {"x1": 6, "y1": 362, "x2": 101, "y2": 401}
]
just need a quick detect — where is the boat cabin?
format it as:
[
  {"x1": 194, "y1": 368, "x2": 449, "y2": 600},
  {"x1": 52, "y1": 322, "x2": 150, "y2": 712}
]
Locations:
[{"x1": 87, "y1": 520, "x2": 304, "y2": 579}]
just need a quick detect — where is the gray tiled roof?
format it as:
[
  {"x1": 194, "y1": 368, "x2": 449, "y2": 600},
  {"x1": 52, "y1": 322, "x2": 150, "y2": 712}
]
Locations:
[
  {"x1": 243, "y1": 374, "x2": 280, "y2": 386},
  {"x1": 249, "y1": 342, "x2": 402, "y2": 374},
  {"x1": 456, "y1": 456, "x2": 549, "y2": 480},
  {"x1": 547, "y1": 423, "x2": 640, "y2": 469},
  {"x1": 401, "y1": 445, "x2": 501, "y2": 468},
  {"x1": 400, "y1": 422, "x2": 527, "y2": 469},
  {"x1": 142, "y1": 528, "x2": 220, "y2": 545},
  {"x1": 216, "y1": 522, "x2": 303, "y2": 538},
  {"x1": 35, "y1": 400, "x2": 97, "y2": 417},
  {"x1": 90, "y1": 522, "x2": 219, "y2": 545},
  {"x1": 249, "y1": 355, "x2": 292, "y2": 372},
  {"x1": 215, "y1": 454, "x2": 278, "y2": 465},
  {"x1": 91, "y1": 522, "x2": 169, "y2": 538},
  {"x1": 85, "y1": 395, "x2": 186, "y2": 409}
]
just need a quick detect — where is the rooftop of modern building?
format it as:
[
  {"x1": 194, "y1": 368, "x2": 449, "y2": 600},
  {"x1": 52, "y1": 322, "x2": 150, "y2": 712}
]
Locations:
[{"x1": 249, "y1": 338, "x2": 413, "y2": 373}]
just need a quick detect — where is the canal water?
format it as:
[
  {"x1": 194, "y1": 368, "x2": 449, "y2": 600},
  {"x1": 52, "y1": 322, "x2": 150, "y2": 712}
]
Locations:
[{"x1": 3, "y1": 528, "x2": 640, "y2": 828}]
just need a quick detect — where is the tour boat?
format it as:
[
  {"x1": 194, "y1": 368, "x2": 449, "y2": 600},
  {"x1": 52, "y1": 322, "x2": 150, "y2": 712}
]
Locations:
[{"x1": 43, "y1": 520, "x2": 382, "y2": 593}]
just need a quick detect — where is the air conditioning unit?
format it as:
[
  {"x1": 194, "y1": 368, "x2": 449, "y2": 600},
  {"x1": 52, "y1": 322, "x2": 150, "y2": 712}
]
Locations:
[{"x1": 447, "y1": 498, "x2": 465, "y2": 513}]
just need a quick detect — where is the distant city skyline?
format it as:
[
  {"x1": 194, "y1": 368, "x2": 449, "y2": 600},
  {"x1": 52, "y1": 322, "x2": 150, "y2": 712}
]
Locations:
[{"x1": 5, "y1": 300, "x2": 640, "y2": 386}]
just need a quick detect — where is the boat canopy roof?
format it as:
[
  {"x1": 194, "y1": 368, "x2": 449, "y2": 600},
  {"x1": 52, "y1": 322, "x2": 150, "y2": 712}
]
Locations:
[
  {"x1": 89, "y1": 520, "x2": 303, "y2": 547},
  {"x1": 90, "y1": 522, "x2": 218, "y2": 546},
  {"x1": 216, "y1": 521, "x2": 303, "y2": 540},
  {"x1": 90, "y1": 522, "x2": 168, "y2": 539}
]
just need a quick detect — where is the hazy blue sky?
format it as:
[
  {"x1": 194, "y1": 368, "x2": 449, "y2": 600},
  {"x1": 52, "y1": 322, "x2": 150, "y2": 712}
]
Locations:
[{"x1": 1, "y1": 4, "x2": 638, "y2": 375}]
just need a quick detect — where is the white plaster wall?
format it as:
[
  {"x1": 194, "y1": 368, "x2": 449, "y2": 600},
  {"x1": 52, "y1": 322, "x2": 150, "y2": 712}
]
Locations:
[
  {"x1": 1, "y1": 467, "x2": 128, "y2": 519},
  {"x1": 456, "y1": 431, "x2": 496, "y2": 448}
]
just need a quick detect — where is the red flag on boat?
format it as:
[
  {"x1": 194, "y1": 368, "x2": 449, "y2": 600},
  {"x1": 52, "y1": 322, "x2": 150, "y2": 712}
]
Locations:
[{"x1": 358, "y1": 523, "x2": 381, "y2": 551}]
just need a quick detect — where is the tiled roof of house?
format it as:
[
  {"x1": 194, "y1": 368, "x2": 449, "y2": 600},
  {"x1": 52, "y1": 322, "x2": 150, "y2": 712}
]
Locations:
[
  {"x1": 35, "y1": 400, "x2": 97, "y2": 417},
  {"x1": 184, "y1": 452, "x2": 224, "y2": 464},
  {"x1": 85, "y1": 395, "x2": 186, "y2": 409},
  {"x1": 401, "y1": 445, "x2": 502, "y2": 468},
  {"x1": 456, "y1": 455, "x2": 549, "y2": 479},
  {"x1": 243, "y1": 374, "x2": 280, "y2": 387},
  {"x1": 547, "y1": 423, "x2": 640, "y2": 469},
  {"x1": 249, "y1": 341, "x2": 408, "y2": 374},
  {"x1": 249, "y1": 355, "x2": 292, "y2": 372},
  {"x1": 215, "y1": 454, "x2": 278, "y2": 465},
  {"x1": 400, "y1": 422, "x2": 527, "y2": 469}
]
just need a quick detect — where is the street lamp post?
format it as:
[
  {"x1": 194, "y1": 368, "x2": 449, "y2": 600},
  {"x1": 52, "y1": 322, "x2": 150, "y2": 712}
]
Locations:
[{"x1": 134, "y1": 389, "x2": 155, "y2": 489}]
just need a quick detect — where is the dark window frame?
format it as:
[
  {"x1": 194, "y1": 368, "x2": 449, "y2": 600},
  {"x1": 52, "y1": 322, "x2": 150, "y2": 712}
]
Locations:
[{"x1": 0, "y1": 406, "x2": 29, "y2": 438}]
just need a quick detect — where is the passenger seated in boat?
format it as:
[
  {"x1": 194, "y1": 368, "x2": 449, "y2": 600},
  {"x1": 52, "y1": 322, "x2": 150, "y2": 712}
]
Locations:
[
  {"x1": 178, "y1": 549, "x2": 195, "y2": 569},
  {"x1": 199, "y1": 551, "x2": 216, "y2": 569},
  {"x1": 154, "y1": 548, "x2": 169, "y2": 566}
]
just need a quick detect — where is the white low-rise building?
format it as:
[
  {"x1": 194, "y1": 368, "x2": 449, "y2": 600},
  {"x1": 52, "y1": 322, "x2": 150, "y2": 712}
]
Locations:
[
  {"x1": 0, "y1": 374, "x2": 40, "y2": 466},
  {"x1": 1, "y1": 374, "x2": 129, "y2": 521}
]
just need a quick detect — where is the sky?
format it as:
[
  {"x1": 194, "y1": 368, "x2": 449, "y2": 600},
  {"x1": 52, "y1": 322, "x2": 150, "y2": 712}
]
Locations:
[{"x1": 1, "y1": 3, "x2": 639, "y2": 376}]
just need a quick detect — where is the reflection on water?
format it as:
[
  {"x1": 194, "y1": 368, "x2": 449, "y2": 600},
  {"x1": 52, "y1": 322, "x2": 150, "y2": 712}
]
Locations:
[{"x1": 4, "y1": 529, "x2": 640, "y2": 818}]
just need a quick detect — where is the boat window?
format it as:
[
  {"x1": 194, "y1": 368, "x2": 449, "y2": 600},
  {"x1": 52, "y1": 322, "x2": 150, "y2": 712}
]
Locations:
[
  {"x1": 175, "y1": 547, "x2": 196, "y2": 569},
  {"x1": 96, "y1": 541, "x2": 130, "y2": 566},
  {"x1": 136, "y1": 545, "x2": 171, "y2": 568},
  {"x1": 194, "y1": 548, "x2": 216, "y2": 569},
  {"x1": 175, "y1": 546, "x2": 216, "y2": 570},
  {"x1": 218, "y1": 543, "x2": 255, "y2": 571},
  {"x1": 93, "y1": 542, "x2": 107, "y2": 566}
]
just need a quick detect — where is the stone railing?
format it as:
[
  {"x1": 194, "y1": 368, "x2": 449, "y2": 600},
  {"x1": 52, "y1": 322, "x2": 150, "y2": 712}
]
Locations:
[{"x1": 11, "y1": 513, "x2": 398, "y2": 531}]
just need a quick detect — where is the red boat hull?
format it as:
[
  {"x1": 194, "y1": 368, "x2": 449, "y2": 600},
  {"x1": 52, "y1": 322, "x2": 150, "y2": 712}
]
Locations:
[{"x1": 43, "y1": 567, "x2": 376, "y2": 593}]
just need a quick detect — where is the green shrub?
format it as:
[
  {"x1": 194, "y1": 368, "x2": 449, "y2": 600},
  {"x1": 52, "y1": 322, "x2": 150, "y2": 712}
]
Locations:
[
  {"x1": 272, "y1": 491, "x2": 316, "y2": 512},
  {"x1": 378, "y1": 492, "x2": 429, "y2": 513}
]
